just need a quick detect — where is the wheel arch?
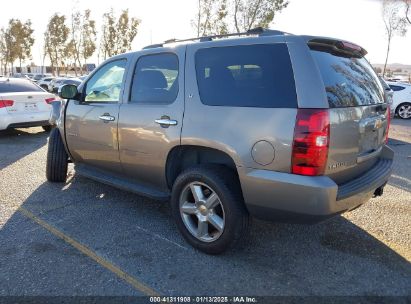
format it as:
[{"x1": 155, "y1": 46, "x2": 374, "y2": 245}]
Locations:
[{"x1": 165, "y1": 145, "x2": 240, "y2": 190}]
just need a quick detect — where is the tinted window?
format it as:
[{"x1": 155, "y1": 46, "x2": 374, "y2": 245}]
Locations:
[
  {"x1": 311, "y1": 50, "x2": 384, "y2": 108},
  {"x1": 389, "y1": 85, "x2": 405, "y2": 92},
  {"x1": 0, "y1": 80, "x2": 43, "y2": 93},
  {"x1": 195, "y1": 44, "x2": 297, "y2": 108},
  {"x1": 130, "y1": 53, "x2": 179, "y2": 104},
  {"x1": 85, "y1": 59, "x2": 127, "y2": 103}
]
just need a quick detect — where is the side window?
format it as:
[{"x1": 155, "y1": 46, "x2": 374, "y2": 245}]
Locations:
[
  {"x1": 195, "y1": 44, "x2": 297, "y2": 108},
  {"x1": 389, "y1": 85, "x2": 405, "y2": 92},
  {"x1": 84, "y1": 59, "x2": 127, "y2": 103},
  {"x1": 130, "y1": 53, "x2": 179, "y2": 104}
]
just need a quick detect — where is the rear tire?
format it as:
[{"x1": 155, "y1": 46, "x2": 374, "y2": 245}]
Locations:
[
  {"x1": 396, "y1": 102, "x2": 411, "y2": 119},
  {"x1": 46, "y1": 128, "x2": 68, "y2": 182},
  {"x1": 171, "y1": 165, "x2": 250, "y2": 254}
]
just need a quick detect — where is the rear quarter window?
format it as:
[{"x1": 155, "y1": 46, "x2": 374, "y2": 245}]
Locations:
[
  {"x1": 311, "y1": 50, "x2": 384, "y2": 108},
  {"x1": 195, "y1": 44, "x2": 297, "y2": 108},
  {"x1": 0, "y1": 80, "x2": 43, "y2": 93}
]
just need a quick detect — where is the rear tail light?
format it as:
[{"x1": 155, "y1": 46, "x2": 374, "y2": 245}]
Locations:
[
  {"x1": 45, "y1": 97, "x2": 56, "y2": 104},
  {"x1": 385, "y1": 105, "x2": 391, "y2": 144},
  {"x1": 292, "y1": 109, "x2": 330, "y2": 176},
  {"x1": 0, "y1": 100, "x2": 14, "y2": 108}
]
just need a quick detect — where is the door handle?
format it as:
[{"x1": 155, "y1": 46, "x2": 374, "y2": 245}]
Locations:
[
  {"x1": 99, "y1": 114, "x2": 116, "y2": 122},
  {"x1": 155, "y1": 117, "x2": 178, "y2": 127}
]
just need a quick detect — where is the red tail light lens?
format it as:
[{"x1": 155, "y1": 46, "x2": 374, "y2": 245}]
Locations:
[
  {"x1": 385, "y1": 105, "x2": 390, "y2": 144},
  {"x1": 0, "y1": 100, "x2": 14, "y2": 108},
  {"x1": 292, "y1": 109, "x2": 330, "y2": 176},
  {"x1": 45, "y1": 97, "x2": 56, "y2": 104}
]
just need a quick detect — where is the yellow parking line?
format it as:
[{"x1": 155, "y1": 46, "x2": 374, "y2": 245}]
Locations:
[{"x1": 18, "y1": 207, "x2": 160, "y2": 296}]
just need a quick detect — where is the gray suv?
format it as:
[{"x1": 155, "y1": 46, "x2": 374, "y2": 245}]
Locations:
[{"x1": 47, "y1": 28, "x2": 393, "y2": 254}]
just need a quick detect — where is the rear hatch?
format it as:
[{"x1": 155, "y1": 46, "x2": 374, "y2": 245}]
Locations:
[{"x1": 308, "y1": 38, "x2": 389, "y2": 184}]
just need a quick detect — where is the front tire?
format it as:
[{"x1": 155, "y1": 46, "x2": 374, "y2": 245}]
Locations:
[
  {"x1": 46, "y1": 128, "x2": 68, "y2": 182},
  {"x1": 171, "y1": 165, "x2": 250, "y2": 254},
  {"x1": 396, "y1": 102, "x2": 411, "y2": 119}
]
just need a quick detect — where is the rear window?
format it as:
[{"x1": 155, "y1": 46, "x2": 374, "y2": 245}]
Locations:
[
  {"x1": 0, "y1": 80, "x2": 43, "y2": 93},
  {"x1": 195, "y1": 44, "x2": 297, "y2": 108},
  {"x1": 311, "y1": 50, "x2": 384, "y2": 108}
]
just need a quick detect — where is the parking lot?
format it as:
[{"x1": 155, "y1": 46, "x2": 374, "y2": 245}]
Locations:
[{"x1": 0, "y1": 119, "x2": 410, "y2": 296}]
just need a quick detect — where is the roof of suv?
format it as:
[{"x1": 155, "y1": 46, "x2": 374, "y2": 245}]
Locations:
[
  {"x1": 142, "y1": 27, "x2": 289, "y2": 50},
  {"x1": 140, "y1": 27, "x2": 367, "y2": 57}
]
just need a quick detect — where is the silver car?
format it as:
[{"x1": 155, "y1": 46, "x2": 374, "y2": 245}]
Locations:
[{"x1": 47, "y1": 28, "x2": 393, "y2": 254}]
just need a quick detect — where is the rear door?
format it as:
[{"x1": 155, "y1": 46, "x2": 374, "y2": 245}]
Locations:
[
  {"x1": 65, "y1": 58, "x2": 128, "y2": 173},
  {"x1": 308, "y1": 39, "x2": 389, "y2": 184},
  {"x1": 118, "y1": 48, "x2": 185, "y2": 191}
]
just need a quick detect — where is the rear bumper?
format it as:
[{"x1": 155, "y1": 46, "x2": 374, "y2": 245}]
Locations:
[
  {"x1": 240, "y1": 145, "x2": 394, "y2": 223},
  {"x1": 0, "y1": 111, "x2": 51, "y2": 130}
]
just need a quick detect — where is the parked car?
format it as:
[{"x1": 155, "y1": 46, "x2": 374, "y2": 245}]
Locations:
[
  {"x1": 32, "y1": 73, "x2": 52, "y2": 82},
  {"x1": 386, "y1": 81, "x2": 411, "y2": 119},
  {"x1": 37, "y1": 77, "x2": 55, "y2": 91},
  {"x1": 0, "y1": 78, "x2": 57, "y2": 131},
  {"x1": 48, "y1": 77, "x2": 66, "y2": 93},
  {"x1": 379, "y1": 76, "x2": 394, "y2": 116},
  {"x1": 61, "y1": 78, "x2": 82, "y2": 88},
  {"x1": 11, "y1": 73, "x2": 24, "y2": 78},
  {"x1": 47, "y1": 28, "x2": 393, "y2": 254}
]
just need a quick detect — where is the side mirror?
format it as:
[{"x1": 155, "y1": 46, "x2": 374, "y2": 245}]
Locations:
[{"x1": 59, "y1": 84, "x2": 78, "y2": 100}]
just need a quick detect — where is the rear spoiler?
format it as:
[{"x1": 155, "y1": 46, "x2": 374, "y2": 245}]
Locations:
[{"x1": 307, "y1": 38, "x2": 367, "y2": 58}]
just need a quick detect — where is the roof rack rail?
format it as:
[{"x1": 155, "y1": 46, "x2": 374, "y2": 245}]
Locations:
[{"x1": 142, "y1": 27, "x2": 290, "y2": 49}]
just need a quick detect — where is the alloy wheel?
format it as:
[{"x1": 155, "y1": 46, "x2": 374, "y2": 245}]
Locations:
[
  {"x1": 398, "y1": 104, "x2": 411, "y2": 119},
  {"x1": 179, "y1": 182, "x2": 225, "y2": 243}
]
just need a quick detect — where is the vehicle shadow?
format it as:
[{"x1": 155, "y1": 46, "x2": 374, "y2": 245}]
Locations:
[
  {"x1": 387, "y1": 138, "x2": 411, "y2": 194},
  {"x1": 0, "y1": 128, "x2": 48, "y2": 171},
  {"x1": 1, "y1": 175, "x2": 410, "y2": 296}
]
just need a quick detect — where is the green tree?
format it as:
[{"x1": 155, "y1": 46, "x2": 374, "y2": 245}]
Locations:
[
  {"x1": 64, "y1": 39, "x2": 77, "y2": 75},
  {"x1": 100, "y1": 9, "x2": 140, "y2": 60},
  {"x1": 81, "y1": 9, "x2": 97, "y2": 70},
  {"x1": 0, "y1": 25, "x2": 18, "y2": 74},
  {"x1": 0, "y1": 29, "x2": 7, "y2": 74},
  {"x1": 69, "y1": 9, "x2": 97, "y2": 75},
  {"x1": 44, "y1": 14, "x2": 70, "y2": 76},
  {"x1": 193, "y1": 0, "x2": 229, "y2": 36},
  {"x1": 8, "y1": 19, "x2": 35, "y2": 72},
  {"x1": 69, "y1": 10, "x2": 82, "y2": 75},
  {"x1": 403, "y1": 0, "x2": 410, "y2": 24},
  {"x1": 234, "y1": 0, "x2": 289, "y2": 33},
  {"x1": 382, "y1": 0, "x2": 407, "y2": 77},
  {"x1": 100, "y1": 9, "x2": 116, "y2": 60}
]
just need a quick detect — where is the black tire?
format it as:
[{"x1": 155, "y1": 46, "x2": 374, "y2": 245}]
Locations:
[
  {"x1": 42, "y1": 125, "x2": 53, "y2": 132},
  {"x1": 46, "y1": 128, "x2": 68, "y2": 182},
  {"x1": 396, "y1": 102, "x2": 411, "y2": 119},
  {"x1": 171, "y1": 165, "x2": 250, "y2": 254}
]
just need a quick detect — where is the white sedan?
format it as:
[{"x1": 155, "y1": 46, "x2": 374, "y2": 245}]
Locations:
[
  {"x1": 386, "y1": 81, "x2": 411, "y2": 119},
  {"x1": 0, "y1": 77, "x2": 57, "y2": 131}
]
